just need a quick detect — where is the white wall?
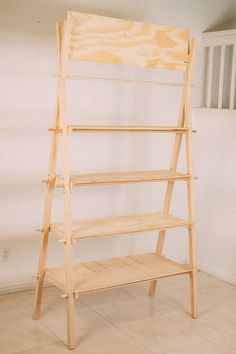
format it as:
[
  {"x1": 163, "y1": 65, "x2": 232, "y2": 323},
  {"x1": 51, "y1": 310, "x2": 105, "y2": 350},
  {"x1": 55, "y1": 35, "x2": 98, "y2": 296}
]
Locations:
[
  {"x1": 0, "y1": 0, "x2": 236, "y2": 292},
  {"x1": 194, "y1": 109, "x2": 236, "y2": 284}
]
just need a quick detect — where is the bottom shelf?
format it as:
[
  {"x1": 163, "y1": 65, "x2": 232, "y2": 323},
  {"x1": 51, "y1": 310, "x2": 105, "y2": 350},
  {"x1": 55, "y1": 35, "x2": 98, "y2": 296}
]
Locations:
[{"x1": 46, "y1": 253, "x2": 192, "y2": 294}]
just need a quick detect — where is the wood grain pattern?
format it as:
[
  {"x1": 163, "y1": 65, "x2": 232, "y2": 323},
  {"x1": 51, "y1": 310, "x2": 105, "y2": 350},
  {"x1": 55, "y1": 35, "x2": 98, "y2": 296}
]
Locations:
[
  {"x1": 67, "y1": 11, "x2": 189, "y2": 70},
  {"x1": 46, "y1": 253, "x2": 192, "y2": 294},
  {"x1": 34, "y1": 12, "x2": 197, "y2": 350},
  {"x1": 54, "y1": 170, "x2": 190, "y2": 187},
  {"x1": 50, "y1": 212, "x2": 190, "y2": 240}
]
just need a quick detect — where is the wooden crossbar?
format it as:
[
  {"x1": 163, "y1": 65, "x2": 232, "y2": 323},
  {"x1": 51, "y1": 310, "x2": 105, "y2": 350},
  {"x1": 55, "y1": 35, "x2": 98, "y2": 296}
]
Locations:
[{"x1": 65, "y1": 74, "x2": 186, "y2": 87}]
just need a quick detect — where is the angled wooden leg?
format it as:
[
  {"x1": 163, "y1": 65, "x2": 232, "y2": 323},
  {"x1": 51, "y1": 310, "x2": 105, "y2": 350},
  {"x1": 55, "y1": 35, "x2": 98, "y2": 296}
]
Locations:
[
  {"x1": 64, "y1": 231, "x2": 76, "y2": 349},
  {"x1": 149, "y1": 137, "x2": 182, "y2": 297},
  {"x1": 188, "y1": 183, "x2": 198, "y2": 319},
  {"x1": 33, "y1": 183, "x2": 54, "y2": 319},
  {"x1": 33, "y1": 233, "x2": 48, "y2": 319},
  {"x1": 185, "y1": 39, "x2": 198, "y2": 318},
  {"x1": 33, "y1": 105, "x2": 60, "y2": 319},
  {"x1": 67, "y1": 291, "x2": 76, "y2": 349},
  {"x1": 33, "y1": 22, "x2": 62, "y2": 318}
]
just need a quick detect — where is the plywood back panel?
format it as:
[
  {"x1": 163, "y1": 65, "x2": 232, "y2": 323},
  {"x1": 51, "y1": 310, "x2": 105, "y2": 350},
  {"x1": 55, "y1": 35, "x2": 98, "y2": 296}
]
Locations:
[{"x1": 67, "y1": 11, "x2": 189, "y2": 70}]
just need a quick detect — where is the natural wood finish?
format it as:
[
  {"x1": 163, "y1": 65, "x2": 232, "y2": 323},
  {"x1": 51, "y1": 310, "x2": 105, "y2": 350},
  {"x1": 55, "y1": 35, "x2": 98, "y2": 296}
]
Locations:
[
  {"x1": 48, "y1": 126, "x2": 197, "y2": 134},
  {"x1": 50, "y1": 212, "x2": 190, "y2": 240},
  {"x1": 66, "y1": 74, "x2": 186, "y2": 87},
  {"x1": 33, "y1": 21, "x2": 62, "y2": 320},
  {"x1": 59, "y1": 19, "x2": 76, "y2": 349},
  {"x1": 46, "y1": 253, "x2": 192, "y2": 294},
  {"x1": 34, "y1": 11, "x2": 198, "y2": 350},
  {"x1": 67, "y1": 11, "x2": 189, "y2": 71},
  {"x1": 149, "y1": 40, "x2": 198, "y2": 300},
  {"x1": 184, "y1": 39, "x2": 198, "y2": 319},
  {"x1": 54, "y1": 170, "x2": 190, "y2": 187},
  {"x1": 68, "y1": 125, "x2": 190, "y2": 133}
]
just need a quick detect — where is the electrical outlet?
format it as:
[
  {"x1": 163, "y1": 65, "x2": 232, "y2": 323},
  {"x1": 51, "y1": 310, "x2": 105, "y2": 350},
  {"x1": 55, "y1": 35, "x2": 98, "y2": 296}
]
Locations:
[{"x1": 1, "y1": 248, "x2": 9, "y2": 262}]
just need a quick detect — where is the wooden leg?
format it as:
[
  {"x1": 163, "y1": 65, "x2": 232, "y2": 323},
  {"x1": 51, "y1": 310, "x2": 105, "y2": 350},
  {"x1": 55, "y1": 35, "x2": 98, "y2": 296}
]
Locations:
[
  {"x1": 189, "y1": 226, "x2": 198, "y2": 318},
  {"x1": 149, "y1": 229, "x2": 166, "y2": 296},
  {"x1": 33, "y1": 183, "x2": 55, "y2": 319},
  {"x1": 67, "y1": 292, "x2": 76, "y2": 349},
  {"x1": 190, "y1": 270, "x2": 198, "y2": 318},
  {"x1": 33, "y1": 231, "x2": 49, "y2": 320}
]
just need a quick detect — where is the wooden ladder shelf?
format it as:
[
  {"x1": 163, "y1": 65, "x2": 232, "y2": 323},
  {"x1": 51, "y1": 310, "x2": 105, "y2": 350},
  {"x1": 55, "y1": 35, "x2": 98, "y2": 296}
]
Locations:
[{"x1": 33, "y1": 11, "x2": 198, "y2": 350}]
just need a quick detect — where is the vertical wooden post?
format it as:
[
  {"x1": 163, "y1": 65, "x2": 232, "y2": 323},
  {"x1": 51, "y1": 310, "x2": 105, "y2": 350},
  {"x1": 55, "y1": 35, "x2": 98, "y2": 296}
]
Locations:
[
  {"x1": 59, "y1": 19, "x2": 76, "y2": 349},
  {"x1": 33, "y1": 22, "x2": 62, "y2": 320},
  {"x1": 185, "y1": 39, "x2": 198, "y2": 318}
]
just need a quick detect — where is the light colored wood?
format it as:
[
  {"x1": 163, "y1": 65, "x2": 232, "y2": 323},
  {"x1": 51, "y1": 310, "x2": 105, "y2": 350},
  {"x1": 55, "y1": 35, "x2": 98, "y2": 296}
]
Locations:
[
  {"x1": 34, "y1": 11, "x2": 198, "y2": 349},
  {"x1": 60, "y1": 19, "x2": 76, "y2": 350},
  {"x1": 184, "y1": 38, "x2": 198, "y2": 319},
  {"x1": 66, "y1": 74, "x2": 186, "y2": 87},
  {"x1": 33, "y1": 21, "x2": 63, "y2": 320},
  {"x1": 67, "y1": 11, "x2": 189, "y2": 71},
  {"x1": 69, "y1": 125, "x2": 190, "y2": 133},
  {"x1": 149, "y1": 39, "x2": 197, "y2": 298},
  {"x1": 49, "y1": 126, "x2": 197, "y2": 134},
  {"x1": 55, "y1": 170, "x2": 190, "y2": 187},
  {"x1": 148, "y1": 73, "x2": 187, "y2": 296},
  {"x1": 50, "y1": 212, "x2": 190, "y2": 240},
  {"x1": 46, "y1": 253, "x2": 192, "y2": 294}
]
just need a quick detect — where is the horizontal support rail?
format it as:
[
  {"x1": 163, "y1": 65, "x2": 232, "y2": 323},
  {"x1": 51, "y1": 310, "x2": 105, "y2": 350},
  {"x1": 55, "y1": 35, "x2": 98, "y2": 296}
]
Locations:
[
  {"x1": 59, "y1": 74, "x2": 188, "y2": 87},
  {"x1": 48, "y1": 126, "x2": 197, "y2": 134}
]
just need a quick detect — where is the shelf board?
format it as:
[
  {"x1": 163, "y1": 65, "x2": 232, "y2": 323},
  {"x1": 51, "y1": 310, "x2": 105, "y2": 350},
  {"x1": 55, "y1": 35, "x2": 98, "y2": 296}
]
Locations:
[
  {"x1": 46, "y1": 253, "x2": 192, "y2": 294},
  {"x1": 55, "y1": 170, "x2": 190, "y2": 187},
  {"x1": 68, "y1": 125, "x2": 190, "y2": 133},
  {"x1": 50, "y1": 212, "x2": 190, "y2": 240}
]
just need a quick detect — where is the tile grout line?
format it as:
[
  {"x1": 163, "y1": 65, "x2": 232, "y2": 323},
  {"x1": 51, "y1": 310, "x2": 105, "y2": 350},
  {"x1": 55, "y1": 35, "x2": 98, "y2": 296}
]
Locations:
[{"x1": 78, "y1": 298, "x2": 155, "y2": 353}]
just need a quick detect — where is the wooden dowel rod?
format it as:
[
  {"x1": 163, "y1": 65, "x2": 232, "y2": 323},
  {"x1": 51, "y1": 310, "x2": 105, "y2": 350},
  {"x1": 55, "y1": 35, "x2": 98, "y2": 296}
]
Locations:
[
  {"x1": 62, "y1": 74, "x2": 188, "y2": 87},
  {"x1": 48, "y1": 126, "x2": 197, "y2": 133}
]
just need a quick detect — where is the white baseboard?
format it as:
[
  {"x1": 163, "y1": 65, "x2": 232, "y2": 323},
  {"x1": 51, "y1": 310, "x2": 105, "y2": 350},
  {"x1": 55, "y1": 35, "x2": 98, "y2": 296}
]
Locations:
[{"x1": 199, "y1": 261, "x2": 236, "y2": 286}]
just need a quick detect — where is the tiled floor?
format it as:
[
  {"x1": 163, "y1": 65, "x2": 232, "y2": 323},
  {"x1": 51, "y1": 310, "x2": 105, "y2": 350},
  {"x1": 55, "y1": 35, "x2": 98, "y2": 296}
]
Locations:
[{"x1": 1, "y1": 272, "x2": 236, "y2": 354}]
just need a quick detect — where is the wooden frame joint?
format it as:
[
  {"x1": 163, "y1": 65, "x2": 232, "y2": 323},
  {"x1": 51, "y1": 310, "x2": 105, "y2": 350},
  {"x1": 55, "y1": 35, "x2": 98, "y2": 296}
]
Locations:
[{"x1": 48, "y1": 127, "x2": 62, "y2": 134}]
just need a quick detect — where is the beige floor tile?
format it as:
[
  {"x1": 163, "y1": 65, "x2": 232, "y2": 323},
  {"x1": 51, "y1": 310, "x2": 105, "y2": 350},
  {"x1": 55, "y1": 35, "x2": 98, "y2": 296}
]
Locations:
[
  {"x1": 119, "y1": 315, "x2": 205, "y2": 353},
  {"x1": 0, "y1": 294, "x2": 28, "y2": 325},
  {"x1": 213, "y1": 334, "x2": 236, "y2": 354},
  {"x1": 13, "y1": 286, "x2": 86, "y2": 317},
  {"x1": 169, "y1": 310, "x2": 236, "y2": 340},
  {"x1": 168, "y1": 341, "x2": 226, "y2": 354},
  {"x1": 0, "y1": 318, "x2": 58, "y2": 354},
  {"x1": 79, "y1": 287, "x2": 134, "y2": 307},
  {"x1": 15, "y1": 327, "x2": 153, "y2": 354},
  {"x1": 41, "y1": 304, "x2": 113, "y2": 343},
  {"x1": 84, "y1": 296, "x2": 166, "y2": 327},
  {"x1": 122, "y1": 281, "x2": 191, "y2": 316}
]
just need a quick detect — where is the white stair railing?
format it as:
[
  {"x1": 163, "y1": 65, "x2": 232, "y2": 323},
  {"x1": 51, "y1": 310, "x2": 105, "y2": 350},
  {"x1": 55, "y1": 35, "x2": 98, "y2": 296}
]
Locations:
[{"x1": 202, "y1": 29, "x2": 236, "y2": 109}]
